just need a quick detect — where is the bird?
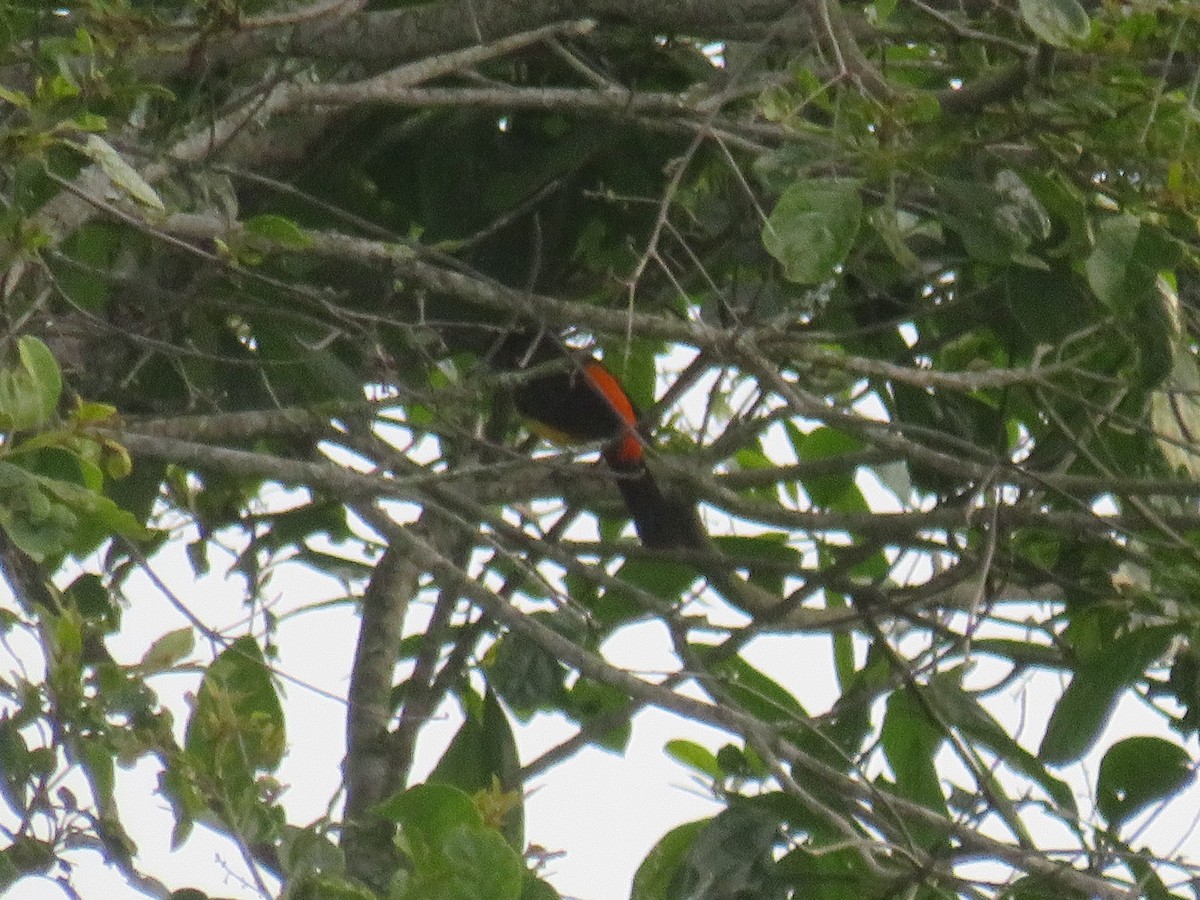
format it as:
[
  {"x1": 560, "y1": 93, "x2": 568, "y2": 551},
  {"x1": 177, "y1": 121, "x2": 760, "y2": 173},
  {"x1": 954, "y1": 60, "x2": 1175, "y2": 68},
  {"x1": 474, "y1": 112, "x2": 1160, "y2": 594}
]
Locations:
[{"x1": 491, "y1": 328, "x2": 705, "y2": 550}]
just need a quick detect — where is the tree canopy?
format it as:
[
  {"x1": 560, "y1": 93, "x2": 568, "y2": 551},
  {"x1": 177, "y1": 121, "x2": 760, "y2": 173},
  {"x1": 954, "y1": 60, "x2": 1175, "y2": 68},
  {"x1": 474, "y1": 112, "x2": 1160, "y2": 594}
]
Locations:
[{"x1": 2, "y1": 0, "x2": 1200, "y2": 897}]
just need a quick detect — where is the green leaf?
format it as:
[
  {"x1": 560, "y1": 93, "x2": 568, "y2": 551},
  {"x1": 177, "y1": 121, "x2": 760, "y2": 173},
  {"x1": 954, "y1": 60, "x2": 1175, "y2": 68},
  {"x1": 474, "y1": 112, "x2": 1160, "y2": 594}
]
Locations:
[
  {"x1": 55, "y1": 222, "x2": 119, "y2": 311},
  {"x1": 1019, "y1": 168, "x2": 1090, "y2": 257},
  {"x1": 1095, "y1": 736, "x2": 1193, "y2": 829},
  {"x1": 287, "y1": 874, "x2": 376, "y2": 900},
  {"x1": 396, "y1": 825, "x2": 524, "y2": 900},
  {"x1": 0, "y1": 460, "x2": 145, "y2": 562},
  {"x1": 486, "y1": 626, "x2": 567, "y2": 718},
  {"x1": 775, "y1": 845, "x2": 875, "y2": 899},
  {"x1": 881, "y1": 687, "x2": 947, "y2": 848},
  {"x1": 715, "y1": 743, "x2": 768, "y2": 781},
  {"x1": 244, "y1": 214, "x2": 313, "y2": 250},
  {"x1": 376, "y1": 782, "x2": 481, "y2": 842},
  {"x1": 0, "y1": 721, "x2": 33, "y2": 817},
  {"x1": 999, "y1": 875, "x2": 1089, "y2": 899},
  {"x1": 520, "y1": 872, "x2": 561, "y2": 900},
  {"x1": 704, "y1": 651, "x2": 806, "y2": 724},
  {"x1": 664, "y1": 739, "x2": 722, "y2": 781},
  {"x1": 75, "y1": 134, "x2": 165, "y2": 211},
  {"x1": 73, "y1": 112, "x2": 108, "y2": 133},
  {"x1": 936, "y1": 179, "x2": 1023, "y2": 265},
  {"x1": 1085, "y1": 215, "x2": 1179, "y2": 316},
  {"x1": 1168, "y1": 647, "x2": 1200, "y2": 735},
  {"x1": 1039, "y1": 626, "x2": 1176, "y2": 765},
  {"x1": 0, "y1": 336, "x2": 62, "y2": 433},
  {"x1": 1121, "y1": 852, "x2": 1180, "y2": 900},
  {"x1": 611, "y1": 556, "x2": 697, "y2": 605},
  {"x1": 631, "y1": 819, "x2": 709, "y2": 900},
  {"x1": 1151, "y1": 346, "x2": 1200, "y2": 478},
  {"x1": 2, "y1": 837, "x2": 54, "y2": 879},
  {"x1": 599, "y1": 556, "x2": 697, "y2": 627},
  {"x1": 160, "y1": 756, "x2": 206, "y2": 848},
  {"x1": 992, "y1": 169, "x2": 1052, "y2": 247},
  {"x1": 927, "y1": 674, "x2": 1075, "y2": 815},
  {"x1": 709, "y1": 534, "x2": 800, "y2": 599},
  {"x1": 829, "y1": 592, "x2": 856, "y2": 692},
  {"x1": 138, "y1": 627, "x2": 194, "y2": 674},
  {"x1": 278, "y1": 824, "x2": 345, "y2": 882},
  {"x1": 428, "y1": 688, "x2": 523, "y2": 849},
  {"x1": 81, "y1": 741, "x2": 115, "y2": 807},
  {"x1": 184, "y1": 637, "x2": 286, "y2": 782},
  {"x1": 560, "y1": 677, "x2": 631, "y2": 753},
  {"x1": 382, "y1": 784, "x2": 526, "y2": 900},
  {"x1": 970, "y1": 639, "x2": 1067, "y2": 670},
  {"x1": 788, "y1": 425, "x2": 868, "y2": 510},
  {"x1": 763, "y1": 178, "x2": 863, "y2": 284},
  {"x1": 1017, "y1": 0, "x2": 1090, "y2": 47},
  {"x1": 668, "y1": 802, "x2": 782, "y2": 898},
  {"x1": 0, "y1": 84, "x2": 30, "y2": 108}
]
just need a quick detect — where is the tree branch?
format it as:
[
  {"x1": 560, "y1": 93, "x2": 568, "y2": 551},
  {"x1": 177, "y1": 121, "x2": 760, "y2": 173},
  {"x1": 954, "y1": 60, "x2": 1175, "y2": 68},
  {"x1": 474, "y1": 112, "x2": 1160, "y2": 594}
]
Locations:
[
  {"x1": 342, "y1": 542, "x2": 420, "y2": 890},
  {"x1": 378, "y1": 515, "x2": 1139, "y2": 899}
]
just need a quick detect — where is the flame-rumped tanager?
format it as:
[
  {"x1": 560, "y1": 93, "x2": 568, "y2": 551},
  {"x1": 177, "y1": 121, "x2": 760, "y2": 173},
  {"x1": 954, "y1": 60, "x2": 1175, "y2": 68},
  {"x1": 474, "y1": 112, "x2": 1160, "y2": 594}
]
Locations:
[{"x1": 493, "y1": 330, "x2": 705, "y2": 549}]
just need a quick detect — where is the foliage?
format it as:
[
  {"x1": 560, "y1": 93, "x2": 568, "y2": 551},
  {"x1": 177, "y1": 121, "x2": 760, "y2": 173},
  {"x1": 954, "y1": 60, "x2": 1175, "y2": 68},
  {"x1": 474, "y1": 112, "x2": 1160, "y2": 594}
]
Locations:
[{"x1": 2, "y1": 0, "x2": 1200, "y2": 897}]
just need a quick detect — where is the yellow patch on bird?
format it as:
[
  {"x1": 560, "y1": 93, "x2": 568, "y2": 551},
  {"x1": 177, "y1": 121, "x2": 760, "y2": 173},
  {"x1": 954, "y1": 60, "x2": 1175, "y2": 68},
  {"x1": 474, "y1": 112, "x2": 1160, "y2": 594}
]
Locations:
[{"x1": 527, "y1": 420, "x2": 585, "y2": 447}]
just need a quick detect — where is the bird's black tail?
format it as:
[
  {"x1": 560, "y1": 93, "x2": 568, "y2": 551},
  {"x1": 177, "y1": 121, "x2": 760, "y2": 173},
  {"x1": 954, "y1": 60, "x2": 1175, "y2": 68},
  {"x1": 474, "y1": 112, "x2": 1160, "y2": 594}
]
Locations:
[{"x1": 604, "y1": 451, "x2": 706, "y2": 550}]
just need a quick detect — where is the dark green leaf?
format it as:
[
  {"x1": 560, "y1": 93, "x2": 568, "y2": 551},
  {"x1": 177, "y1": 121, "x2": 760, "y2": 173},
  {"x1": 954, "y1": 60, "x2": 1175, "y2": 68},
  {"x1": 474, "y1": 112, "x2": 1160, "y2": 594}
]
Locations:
[
  {"x1": 429, "y1": 688, "x2": 524, "y2": 849},
  {"x1": 487, "y1": 625, "x2": 567, "y2": 718},
  {"x1": 1096, "y1": 736, "x2": 1193, "y2": 829},
  {"x1": 671, "y1": 802, "x2": 785, "y2": 900},
  {"x1": 560, "y1": 678, "x2": 631, "y2": 752},
  {"x1": 774, "y1": 845, "x2": 875, "y2": 899},
  {"x1": 703, "y1": 651, "x2": 806, "y2": 724},
  {"x1": 1168, "y1": 647, "x2": 1200, "y2": 734},
  {"x1": 3, "y1": 836, "x2": 54, "y2": 878},
  {"x1": 0, "y1": 721, "x2": 32, "y2": 817},
  {"x1": 928, "y1": 675, "x2": 1076, "y2": 816},
  {"x1": 715, "y1": 743, "x2": 768, "y2": 781},
  {"x1": 1039, "y1": 626, "x2": 1175, "y2": 764},
  {"x1": 710, "y1": 533, "x2": 801, "y2": 598},
  {"x1": 631, "y1": 820, "x2": 710, "y2": 900},
  {"x1": 608, "y1": 556, "x2": 697, "y2": 609},
  {"x1": 520, "y1": 872, "x2": 561, "y2": 900},
  {"x1": 881, "y1": 687, "x2": 948, "y2": 848}
]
